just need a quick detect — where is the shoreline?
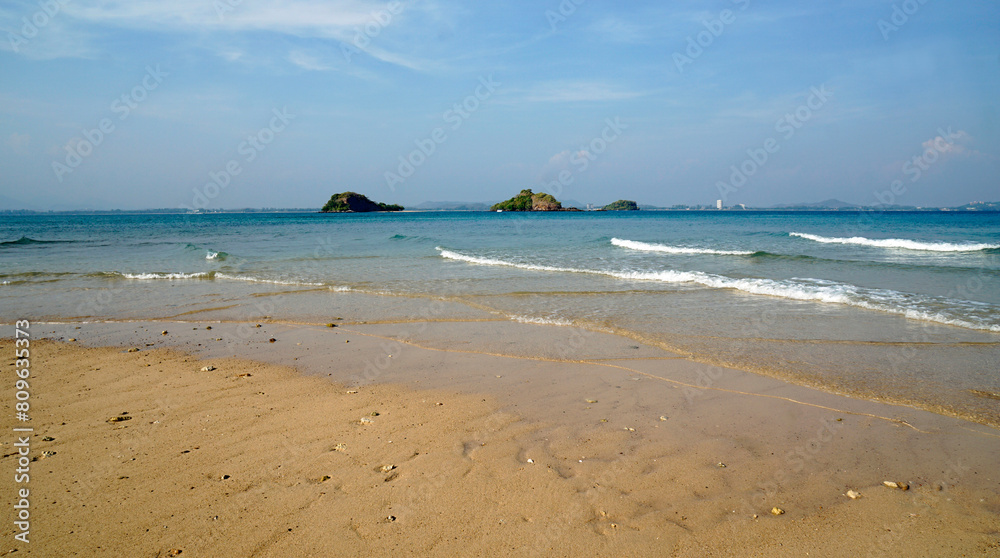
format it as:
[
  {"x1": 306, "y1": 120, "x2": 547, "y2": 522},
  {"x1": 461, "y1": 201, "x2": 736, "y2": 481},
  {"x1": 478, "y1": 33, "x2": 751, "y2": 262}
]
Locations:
[
  {"x1": 3, "y1": 319, "x2": 999, "y2": 555},
  {"x1": 21, "y1": 301, "x2": 1000, "y2": 430}
]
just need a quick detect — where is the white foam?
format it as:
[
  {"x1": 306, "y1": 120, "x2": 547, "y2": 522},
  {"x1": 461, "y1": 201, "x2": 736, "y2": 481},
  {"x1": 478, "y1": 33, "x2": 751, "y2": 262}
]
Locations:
[
  {"x1": 790, "y1": 232, "x2": 999, "y2": 252},
  {"x1": 511, "y1": 315, "x2": 574, "y2": 326},
  {"x1": 436, "y1": 248, "x2": 580, "y2": 274},
  {"x1": 206, "y1": 251, "x2": 220, "y2": 260},
  {"x1": 214, "y1": 273, "x2": 325, "y2": 287},
  {"x1": 611, "y1": 238, "x2": 754, "y2": 255},
  {"x1": 436, "y1": 248, "x2": 1000, "y2": 332},
  {"x1": 121, "y1": 272, "x2": 209, "y2": 280}
]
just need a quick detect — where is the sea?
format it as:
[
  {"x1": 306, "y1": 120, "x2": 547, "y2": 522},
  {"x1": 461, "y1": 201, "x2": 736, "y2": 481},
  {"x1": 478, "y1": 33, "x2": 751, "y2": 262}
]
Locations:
[{"x1": 2, "y1": 210, "x2": 999, "y2": 425}]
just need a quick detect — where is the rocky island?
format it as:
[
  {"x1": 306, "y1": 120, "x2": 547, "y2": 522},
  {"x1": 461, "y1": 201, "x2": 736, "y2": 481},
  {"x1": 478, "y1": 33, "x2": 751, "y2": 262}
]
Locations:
[
  {"x1": 490, "y1": 189, "x2": 579, "y2": 211},
  {"x1": 321, "y1": 192, "x2": 404, "y2": 212},
  {"x1": 601, "y1": 200, "x2": 639, "y2": 211}
]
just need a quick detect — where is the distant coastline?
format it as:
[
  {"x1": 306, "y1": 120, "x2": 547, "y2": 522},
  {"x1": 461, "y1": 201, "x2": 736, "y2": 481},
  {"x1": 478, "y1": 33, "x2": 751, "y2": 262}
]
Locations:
[
  {"x1": 2, "y1": 199, "x2": 998, "y2": 215},
  {"x1": 4, "y1": 206, "x2": 998, "y2": 215}
]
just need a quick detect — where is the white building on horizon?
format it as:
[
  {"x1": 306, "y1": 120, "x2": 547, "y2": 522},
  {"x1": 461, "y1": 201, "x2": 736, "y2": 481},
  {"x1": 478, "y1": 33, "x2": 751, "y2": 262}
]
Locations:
[{"x1": 716, "y1": 199, "x2": 723, "y2": 210}]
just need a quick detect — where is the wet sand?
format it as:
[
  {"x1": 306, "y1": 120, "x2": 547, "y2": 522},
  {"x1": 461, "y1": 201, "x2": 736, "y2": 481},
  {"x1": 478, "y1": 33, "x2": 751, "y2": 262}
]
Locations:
[{"x1": 2, "y1": 320, "x2": 999, "y2": 556}]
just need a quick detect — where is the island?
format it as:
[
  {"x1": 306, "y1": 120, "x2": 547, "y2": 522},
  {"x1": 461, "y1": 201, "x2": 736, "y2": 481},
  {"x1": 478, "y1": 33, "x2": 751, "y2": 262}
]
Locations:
[
  {"x1": 321, "y1": 192, "x2": 404, "y2": 212},
  {"x1": 489, "y1": 189, "x2": 580, "y2": 211},
  {"x1": 601, "y1": 199, "x2": 639, "y2": 211}
]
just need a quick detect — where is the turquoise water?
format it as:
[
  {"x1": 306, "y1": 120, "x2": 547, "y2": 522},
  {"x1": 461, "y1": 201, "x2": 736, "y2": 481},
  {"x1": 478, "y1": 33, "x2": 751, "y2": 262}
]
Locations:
[{"x1": 2, "y1": 211, "x2": 999, "y2": 423}]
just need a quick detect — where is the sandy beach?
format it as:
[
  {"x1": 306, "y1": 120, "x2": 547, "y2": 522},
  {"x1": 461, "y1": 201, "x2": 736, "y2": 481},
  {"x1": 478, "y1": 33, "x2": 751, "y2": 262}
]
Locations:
[
  {"x1": 3, "y1": 319, "x2": 998, "y2": 556},
  {"x1": 5, "y1": 0, "x2": 999, "y2": 554}
]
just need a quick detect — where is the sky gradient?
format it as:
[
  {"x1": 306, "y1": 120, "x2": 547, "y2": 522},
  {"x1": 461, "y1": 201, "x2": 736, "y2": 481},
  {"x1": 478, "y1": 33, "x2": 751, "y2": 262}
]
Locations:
[{"x1": 1, "y1": 0, "x2": 998, "y2": 210}]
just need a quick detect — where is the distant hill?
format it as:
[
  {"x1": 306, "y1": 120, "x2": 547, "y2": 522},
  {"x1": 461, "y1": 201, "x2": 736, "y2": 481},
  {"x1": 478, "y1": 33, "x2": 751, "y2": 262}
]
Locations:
[
  {"x1": 491, "y1": 189, "x2": 560, "y2": 211},
  {"x1": 321, "y1": 192, "x2": 403, "y2": 212},
  {"x1": 601, "y1": 200, "x2": 639, "y2": 211},
  {"x1": 951, "y1": 201, "x2": 1000, "y2": 211},
  {"x1": 490, "y1": 189, "x2": 583, "y2": 211},
  {"x1": 770, "y1": 198, "x2": 860, "y2": 209}
]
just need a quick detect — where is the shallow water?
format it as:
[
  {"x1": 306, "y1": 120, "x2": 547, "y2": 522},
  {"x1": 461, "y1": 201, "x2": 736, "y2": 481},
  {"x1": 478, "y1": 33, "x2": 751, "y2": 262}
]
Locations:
[{"x1": 2, "y1": 210, "x2": 998, "y2": 424}]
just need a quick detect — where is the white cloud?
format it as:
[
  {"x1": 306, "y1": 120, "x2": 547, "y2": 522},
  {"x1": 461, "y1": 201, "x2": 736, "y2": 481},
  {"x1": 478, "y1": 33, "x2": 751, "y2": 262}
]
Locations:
[
  {"x1": 217, "y1": 49, "x2": 245, "y2": 62},
  {"x1": 288, "y1": 50, "x2": 333, "y2": 71},
  {"x1": 922, "y1": 130, "x2": 971, "y2": 156},
  {"x1": 5, "y1": 132, "x2": 30, "y2": 153},
  {"x1": 520, "y1": 81, "x2": 647, "y2": 103},
  {"x1": 586, "y1": 17, "x2": 655, "y2": 44},
  {"x1": 1, "y1": 0, "x2": 432, "y2": 70},
  {"x1": 64, "y1": 0, "x2": 378, "y2": 34}
]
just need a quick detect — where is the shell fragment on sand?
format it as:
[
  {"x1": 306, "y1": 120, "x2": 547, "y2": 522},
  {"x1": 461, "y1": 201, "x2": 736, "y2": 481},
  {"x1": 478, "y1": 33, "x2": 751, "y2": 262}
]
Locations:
[
  {"x1": 770, "y1": 507, "x2": 785, "y2": 515},
  {"x1": 846, "y1": 490, "x2": 862, "y2": 499}
]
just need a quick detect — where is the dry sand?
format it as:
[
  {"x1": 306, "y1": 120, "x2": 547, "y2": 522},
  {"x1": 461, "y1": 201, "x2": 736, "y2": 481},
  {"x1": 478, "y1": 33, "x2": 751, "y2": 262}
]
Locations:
[{"x1": 2, "y1": 322, "x2": 999, "y2": 556}]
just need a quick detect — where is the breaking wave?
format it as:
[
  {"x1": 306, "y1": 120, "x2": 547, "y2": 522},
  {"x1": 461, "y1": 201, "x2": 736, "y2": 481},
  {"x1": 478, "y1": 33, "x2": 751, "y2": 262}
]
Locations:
[{"x1": 790, "y1": 232, "x2": 999, "y2": 252}]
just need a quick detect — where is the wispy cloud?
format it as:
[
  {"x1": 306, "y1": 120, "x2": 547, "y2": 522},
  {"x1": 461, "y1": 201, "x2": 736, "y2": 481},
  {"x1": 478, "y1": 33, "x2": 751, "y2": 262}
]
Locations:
[
  {"x1": 288, "y1": 50, "x2": 334, "y2": 72},
  {"x1": 585, "y1": 16, "x2": 657, "y2": 44},
  {"x1": 5, "y1": 132, "x2": 30, "y2": 154},
  {"x1": 517, "y1": 81, "x2": 648, "y2": 103},
  {"x1": 1, "y1": 0, "x2": 434, "y2": 70},
  {"x1": 922, "y1": 130, "x2": 991, "y2": 160},
  {"x1": 64, "y1": 0, "x2": 378, "y2": 33}
]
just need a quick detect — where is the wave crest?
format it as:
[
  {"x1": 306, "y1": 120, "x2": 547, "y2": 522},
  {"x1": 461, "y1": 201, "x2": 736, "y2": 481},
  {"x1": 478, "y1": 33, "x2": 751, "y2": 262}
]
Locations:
[
  {"x1": 611, "y1": 238, "x2": 754, "y2": 255},
  {"x1": 436, "y1": 248, "x2": 1000, "y2": 332},
  {"x1": 790, "y1": 232, "x2": 999, "y2": 252},
  {"x1": 1, "y1": 236, "x2": 73, "y2": 246}
]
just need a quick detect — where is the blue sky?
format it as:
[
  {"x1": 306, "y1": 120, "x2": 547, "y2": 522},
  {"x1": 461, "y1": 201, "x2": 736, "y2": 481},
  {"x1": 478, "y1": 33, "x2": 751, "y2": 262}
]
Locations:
[{"x1": 1, "y1": 0, "x2": 997, "y2": 210}]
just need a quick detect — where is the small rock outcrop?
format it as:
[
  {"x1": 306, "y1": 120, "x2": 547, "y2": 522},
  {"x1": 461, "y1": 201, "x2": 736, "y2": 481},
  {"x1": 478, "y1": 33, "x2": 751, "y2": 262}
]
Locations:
[
  {"x1": 601, "y1": 200, "x2": 639, "y2": 211},
  {"x1": 321, "y1": 192, "x2": 404, "y2": 212},
  {"x1": 490, "y1": 189, "x2": 571, "y2": 211}
]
